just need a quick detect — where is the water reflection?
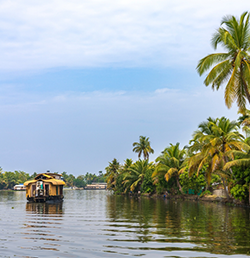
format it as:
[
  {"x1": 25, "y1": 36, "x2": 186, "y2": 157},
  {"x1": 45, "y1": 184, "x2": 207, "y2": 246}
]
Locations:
[
  {"x1": 1, "y1": 190, "x2": 250, "y2": 257},
  {"x1": 26, "y1": 202, "x2": 64, "y2": 215},
  {"x1": 105, "y1": 195, "x2": 250, "y2": 255}
]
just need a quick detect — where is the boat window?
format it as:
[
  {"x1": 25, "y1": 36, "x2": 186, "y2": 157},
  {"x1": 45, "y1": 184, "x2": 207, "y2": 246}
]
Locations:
[
  {"x1": 59, "y1": 185, "x2": 63, "y2": 195},
  {"x1": 45, "y1": 184, "x2": 49, "y2": 196},
  {"x1": 31, "y1": 185, "x2": 36, "y2": 197}
]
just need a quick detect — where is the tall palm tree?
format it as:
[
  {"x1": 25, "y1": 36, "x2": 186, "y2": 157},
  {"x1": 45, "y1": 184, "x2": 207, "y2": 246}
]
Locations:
[
  {"x1": 152, "y1": 143, "x2": 186, "y2": 193},
  {"x1": 132, "y1": 136, "x2": 154, "y2": 160},
  {"x1": 188, "y1": 117, "x2": 245, "y2": 198},
  {"x1": 197, "y1": 12, "x2": 250, "y2": 111}
]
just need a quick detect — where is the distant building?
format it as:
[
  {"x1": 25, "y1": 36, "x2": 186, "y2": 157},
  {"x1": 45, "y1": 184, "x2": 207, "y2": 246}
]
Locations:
[{"x1": 85, "y1": 183, "x2": 107, "y2": 190}]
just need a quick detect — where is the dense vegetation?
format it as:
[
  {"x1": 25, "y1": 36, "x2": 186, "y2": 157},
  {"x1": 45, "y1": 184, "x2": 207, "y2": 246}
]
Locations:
[
  {"x1": 0, "y1": 170, "x2": 105, "y2": 190},
  {"x1": 105, "y1": 12, "x2": 250, "y2": 203},
  {"x1": 105, "y1": 116, "x2": 250, "y2": 203}
]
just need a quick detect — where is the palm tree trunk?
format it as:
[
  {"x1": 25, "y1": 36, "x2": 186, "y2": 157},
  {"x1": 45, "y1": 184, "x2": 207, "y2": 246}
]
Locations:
[
  {"x1": 241, "y1": 66, "x2": 250, "y2": 105},
  {"x1": 221, "y1": 176, "x2": 230, "y2": 200},
  {"x1": 249, "y1": 184, "x2": 250, "y2": 205},
  {"x1": 224, "y1": 156, "x2": 236, "y2": 180}
]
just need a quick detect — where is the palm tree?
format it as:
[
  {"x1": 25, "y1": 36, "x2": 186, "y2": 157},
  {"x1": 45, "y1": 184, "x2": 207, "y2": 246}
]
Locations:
[
  {"x1": 132, "y1": 136, "x2": 154, "y2": 160},
  {"x1": 224, "y1": 137, "x2": 250, "y2": 203},
  {"x1": 104, "y1": 158, "x2": 120, "y2": 190},
  {"x1": 188, "y1": 117, "x2": 245, "y2": 198},
  {"x1": 123, "y1": 159, "x2": 154, "y2": 193},
  {"x1": 224, "y1": 137, "x2": 250, "y2": 169},
  {"x1": 238, "y1": 109, "x2": 250, "y2": 137},
  {"x1": 121, "y1": 159, "x2": 133, "y2": 173},
  {"x1": 152, "y1": 143, "x2": 186, "y2": 193},
  {"x1": 197, "y1": 12, "x2": 250, "y2": 111}
]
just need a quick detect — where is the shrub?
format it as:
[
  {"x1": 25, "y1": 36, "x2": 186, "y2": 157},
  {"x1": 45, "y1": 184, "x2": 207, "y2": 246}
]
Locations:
[
  {"x1": 199, "y1": 190, "x2": 212, "y2": 198},
  {"x1": 230, "y1": 184, "x2": 248, "y2": 202}
]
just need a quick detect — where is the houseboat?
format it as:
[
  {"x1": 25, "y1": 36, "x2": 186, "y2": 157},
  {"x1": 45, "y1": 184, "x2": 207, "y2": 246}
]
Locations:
[
  {"x1": 24, "y1": 172, "x2": 65, "y2": 202},
  {"x1": 13, "y1": 184, "x2": 26, "y2": 191}
]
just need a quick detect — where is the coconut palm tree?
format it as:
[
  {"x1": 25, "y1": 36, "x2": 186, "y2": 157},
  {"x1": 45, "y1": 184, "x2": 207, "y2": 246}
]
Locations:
[
  {"x1": 224, "y1": 137, "x2": 250, "y2": 169},
  {"x1": 197, "y1": 12, "x2": 250, "y2": 111},
  {"x1": 223, "y1": 137, "x2": 250, "y2": 203},
  {"x1": 132, "y1": 136, "x2": 154, "y2": 160},
  {"x1": 122, "y1": 159, "x2": 154, "y2": 193},
  {"x1": 238, "y1": 109, "x2": 250, "y2": 137},
  {"x1": 188, "y1": 117, "x2": 245, "y2": 198},
  {"x1": 105, "y1": 158, "x2": 120, "y2": 190},
  {"x1": 152, "y1": 143, "x2": 186, "y2": 193}
]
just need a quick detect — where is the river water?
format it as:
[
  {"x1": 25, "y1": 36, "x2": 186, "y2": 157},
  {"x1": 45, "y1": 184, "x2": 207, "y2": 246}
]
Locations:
[{"x1": 0, "y1": 190, "x2": 250, "y2": 258}]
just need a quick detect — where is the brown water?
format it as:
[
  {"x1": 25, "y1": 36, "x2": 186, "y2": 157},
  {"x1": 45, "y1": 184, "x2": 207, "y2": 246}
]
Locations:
[{"x1": 0, "y1": 190, "x2": 250, "y2": 258}]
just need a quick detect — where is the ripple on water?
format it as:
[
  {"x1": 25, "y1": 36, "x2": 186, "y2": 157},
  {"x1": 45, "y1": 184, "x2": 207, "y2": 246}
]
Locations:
[{"x1": 0, "y1": 191, "x2": 250, "y2": 257}]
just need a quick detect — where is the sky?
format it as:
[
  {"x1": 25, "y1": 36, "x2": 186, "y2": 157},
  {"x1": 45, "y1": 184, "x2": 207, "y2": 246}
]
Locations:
[{"x1": 0, "y1": 0, "x2": 247, "y2": 176}]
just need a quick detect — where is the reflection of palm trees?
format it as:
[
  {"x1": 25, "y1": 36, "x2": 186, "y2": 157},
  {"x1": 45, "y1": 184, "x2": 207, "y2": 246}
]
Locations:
[{"x1": 105, "y1": 195, "x2": 250, "y2": 254}]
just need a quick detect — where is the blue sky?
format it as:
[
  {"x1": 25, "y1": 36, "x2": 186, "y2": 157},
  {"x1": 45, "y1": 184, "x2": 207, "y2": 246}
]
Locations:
[{"x1": 0, "y1": 0, "x2": 246, "y2": 175}]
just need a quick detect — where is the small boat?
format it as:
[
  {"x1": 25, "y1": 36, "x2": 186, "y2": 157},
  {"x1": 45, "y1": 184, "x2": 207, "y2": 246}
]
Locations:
[{"x1": 24, "y1": 172, "x2": 65, "y2": 202}]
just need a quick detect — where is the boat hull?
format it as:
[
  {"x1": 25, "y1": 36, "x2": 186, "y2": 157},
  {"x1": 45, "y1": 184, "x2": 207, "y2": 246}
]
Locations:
[{"x1": 27, "y1": 195, "x2": 64, "y2": 203}]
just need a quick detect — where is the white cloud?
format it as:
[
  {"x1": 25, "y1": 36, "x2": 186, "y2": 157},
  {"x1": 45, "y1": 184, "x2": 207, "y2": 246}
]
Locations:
[
  {"x1": 0, "y1": 0, "x2": 248, "y2": 71},
  {"x1": 155, "y1": 88, "x2": 179, "y2": 94}
]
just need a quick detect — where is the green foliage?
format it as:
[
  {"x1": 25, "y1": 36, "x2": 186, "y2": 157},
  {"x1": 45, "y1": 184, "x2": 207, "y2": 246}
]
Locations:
[
  {"x1": 230, "y1": 184, "x2": 248, "y2": 201},
  {"x1": 114, "y1": 173, "x2": 125, "y2": 193},
  {"x1": 73, "y1": 176, "x2": 87, "y2": 188},
  {"x1": 0, "y1": 170, "x2": 30, "y2": 189},
  {"x1": 153, "y1": 143, "x2": 186, "y2": 193},
  {"x1": 197, "y1": 12, "x2": 250, "y2": 111},
  {"x1": 156, "y1": 184, "x2": 164, "y2": 195},
  {"x1": 61, "y1": 171, "x2": 104, "y2": 188},
  {"x1": 105, "y1": 158, "x2": 120, "y2": 190},
  {"x1": 226, "y1": 166, "x2": 250, "y2": 202},
  {"x1": 179, "y1": 170, "x2": 206, "y2": 194},
  {"x1": 123, "y1": 159, "x2": 154, "y2": 193},
  {"x1": 155, "y1": 175, "x2": 175, "y2": 194},
  {"x1": 199, "y1": 190, "x2": 212, "y2": 198},
  {"x1": 141, "y1": 168, "x2": 154, "y2": 193},
  {"x1": 133, "y1": 136, "x2": 154, "y2": 160}
]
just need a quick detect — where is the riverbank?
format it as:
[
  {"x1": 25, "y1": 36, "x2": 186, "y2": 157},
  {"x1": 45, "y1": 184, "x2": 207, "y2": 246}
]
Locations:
[{"x1": 117, "y1": 192, "x2": 249, "y2": 208}]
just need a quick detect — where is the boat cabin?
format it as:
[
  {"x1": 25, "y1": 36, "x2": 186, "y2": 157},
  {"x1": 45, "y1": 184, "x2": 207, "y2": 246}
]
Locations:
[
  {"x1": 24, "y1": 173, "x2": 65, "y2": 202},
  {"x1": 13, "y1": 184, "x2": 26, "y2": 191}
]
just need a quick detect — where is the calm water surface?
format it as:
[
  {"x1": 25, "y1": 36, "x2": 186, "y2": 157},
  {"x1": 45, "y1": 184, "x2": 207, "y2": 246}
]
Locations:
[{"x1": 0, "y1": 190, "x2": 250, "y2": 258}]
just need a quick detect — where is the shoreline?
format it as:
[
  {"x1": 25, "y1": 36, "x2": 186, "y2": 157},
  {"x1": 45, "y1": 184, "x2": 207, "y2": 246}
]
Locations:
[{"x1": 116, "y1": 192, "x2": 250, "y2": 208}]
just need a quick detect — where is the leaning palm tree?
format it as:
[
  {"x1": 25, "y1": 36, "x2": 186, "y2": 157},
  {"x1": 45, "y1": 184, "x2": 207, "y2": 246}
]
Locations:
[
  {"x1": 132, "y1": 136, "x2": 154, "y2": 160},
  {"x1": 224, "y1": 137, "x2": 250, "y2": 170},
  {"x1": 152, "y1": 143, "x2": 186, "y2": 193},
  {"x1": 197, "y1": 12, "x2": 250, "y2": 111},
  {"x1": 188, "y1": 117, "x2": 245, "y2": 199}
]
